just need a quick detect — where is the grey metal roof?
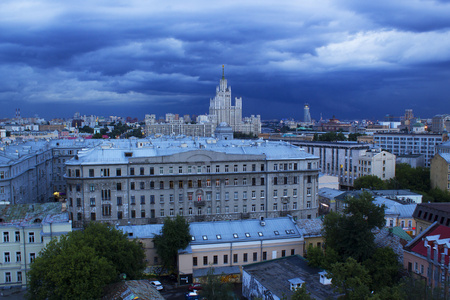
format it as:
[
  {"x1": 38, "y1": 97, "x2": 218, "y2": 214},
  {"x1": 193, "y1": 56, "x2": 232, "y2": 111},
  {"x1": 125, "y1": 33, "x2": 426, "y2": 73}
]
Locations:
[
  {"x1": 118, "y1": 217, "x2": 302, "y2": 244},
  {"x1": 373, "y1": 190, "x2": 422, "y2": 197},
  {"x1": 67, "y1": 138, "x2": 318, "y2": 165},
  {"x1": 318, "y1": 188, "x2": 345, "y2": 199},
  {"x1": 439, "y1": 153, "x2": 450, "y2": 164},
  {"x1": 385, "y1": 204, "x2": 417, "y2": 218}
]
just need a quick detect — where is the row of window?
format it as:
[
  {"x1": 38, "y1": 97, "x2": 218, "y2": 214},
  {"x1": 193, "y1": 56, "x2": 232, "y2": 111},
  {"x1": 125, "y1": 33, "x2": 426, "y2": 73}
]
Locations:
[
  {"x1": 76, "y1": 200, "x2": 311, "y2": 221},
  {"x1": 192, "y1": 249, "x2": 296, "y2": 266},
  {"x1": 3, "y1": 271, "x2": 22, "y2": 284},
  {"x1": 3, "y1": 231, "x2": 35, "y2": 243},
  {"x1": 71, "y1": 188, "x2": 306, "y2": 207},
  {"x1": 68, "y1": 162, "x2": 306, "y2": 178},
  {"x1": 3, "y1": 251, "x2": 35, "y2": 264},
  {"x1": 70, "y1": 175, "x2": 307, "y2": 193}
]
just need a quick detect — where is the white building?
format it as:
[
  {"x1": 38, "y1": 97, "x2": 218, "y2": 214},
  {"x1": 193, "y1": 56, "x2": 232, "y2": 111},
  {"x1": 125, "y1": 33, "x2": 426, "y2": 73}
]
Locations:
[
  {"x1": 0, "y1": 202, "x2": 72, "y2": 288},
  {"x1": 373, "y1": 133, "x2": 444, "y2": 167}
]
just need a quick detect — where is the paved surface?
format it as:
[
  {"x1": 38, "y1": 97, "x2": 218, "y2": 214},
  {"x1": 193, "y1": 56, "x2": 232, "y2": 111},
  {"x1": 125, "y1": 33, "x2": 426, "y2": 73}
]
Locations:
[{"x1": 0, "y1": 287, "x2": 26, "y2": 300}]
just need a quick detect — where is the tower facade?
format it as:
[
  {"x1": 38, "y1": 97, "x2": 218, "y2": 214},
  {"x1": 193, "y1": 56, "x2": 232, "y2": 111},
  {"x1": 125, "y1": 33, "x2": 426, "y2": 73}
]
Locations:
[
  {"x1": 303, "y1": 104, "x2": 311, "y2": 123},
  {"x1": 209, "y1": 66, "x2": 243, "y2": 132}
]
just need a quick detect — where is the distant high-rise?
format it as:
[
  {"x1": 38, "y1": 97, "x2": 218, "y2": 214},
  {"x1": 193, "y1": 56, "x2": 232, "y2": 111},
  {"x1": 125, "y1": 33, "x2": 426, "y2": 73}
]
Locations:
[
  {"x1": 303, "y1": 104, "x2": 311, "y2": 123},
  {"x1": 405, "y1": 109, "x2": 414, "y2": 121}
]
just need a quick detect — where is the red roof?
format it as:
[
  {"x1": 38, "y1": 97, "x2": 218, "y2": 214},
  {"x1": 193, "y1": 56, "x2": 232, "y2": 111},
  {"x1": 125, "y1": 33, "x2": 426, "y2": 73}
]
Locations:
[{"x1": 410, "y1": 225, "x2": 450, "y2": 265}]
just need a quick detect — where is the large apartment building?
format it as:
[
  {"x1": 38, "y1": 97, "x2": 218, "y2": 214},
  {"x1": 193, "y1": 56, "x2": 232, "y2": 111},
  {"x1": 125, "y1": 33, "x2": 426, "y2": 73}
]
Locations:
[
  {"x1": 373, "y1": 133, "x2": 444, "y2": 167},
  {"x1": 65, "y1": 137, "x2": 320, "y2": 227},
  {"x1": 278, "y1": 140, "x2": 394, "y2": 189}
]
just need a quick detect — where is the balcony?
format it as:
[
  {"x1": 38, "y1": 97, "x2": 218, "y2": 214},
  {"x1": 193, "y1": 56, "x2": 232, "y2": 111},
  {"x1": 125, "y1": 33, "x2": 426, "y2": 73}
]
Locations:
[{"x1": 194, "y1": 200, "x2": 206, "y2": 207}]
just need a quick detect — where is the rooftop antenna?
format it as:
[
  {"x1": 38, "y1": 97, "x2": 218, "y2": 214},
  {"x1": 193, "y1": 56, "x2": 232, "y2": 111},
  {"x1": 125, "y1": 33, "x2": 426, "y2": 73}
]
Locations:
[{"x1": 222, "y1": 65, "x2": 225, "y2": 80}]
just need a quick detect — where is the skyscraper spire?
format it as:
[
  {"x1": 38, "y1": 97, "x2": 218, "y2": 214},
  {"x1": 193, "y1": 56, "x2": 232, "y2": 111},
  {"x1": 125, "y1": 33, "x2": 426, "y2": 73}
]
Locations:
[{"x1": 222, "y1": 65, "x2": 225, "y2": 79}]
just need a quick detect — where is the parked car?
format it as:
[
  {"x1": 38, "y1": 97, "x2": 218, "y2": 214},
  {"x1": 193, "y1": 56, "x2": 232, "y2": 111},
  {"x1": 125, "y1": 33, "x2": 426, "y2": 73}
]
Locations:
[
  {"x1": 185, "y1": 291, "x2": 200, "y2": 300},
  {"x1": 150, "y1": 280, "x2": 164, "y2": 291},
  {"x1": 188, "y1": 283, "x2": 203, "y2": 292}
]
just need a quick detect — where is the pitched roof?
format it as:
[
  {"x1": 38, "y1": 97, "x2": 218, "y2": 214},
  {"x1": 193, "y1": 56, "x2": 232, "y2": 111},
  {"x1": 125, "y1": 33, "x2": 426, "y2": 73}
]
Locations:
[
  {"x1": 0, "y1": 202, "x2": 69, "y2": 226},
  {"x1": 406, "y1": 224, "x2": 450, "y2": 265}
]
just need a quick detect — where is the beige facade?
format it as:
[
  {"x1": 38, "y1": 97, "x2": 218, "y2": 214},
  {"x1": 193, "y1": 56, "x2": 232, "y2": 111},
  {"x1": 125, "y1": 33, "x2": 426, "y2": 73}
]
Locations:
[
  {"x1": 0, "y1": 202, "x2": 71, "y2": 288},
  {"x1": 357, "y1": 149, "x2": 396, "y2": 180},
  {"x1": 66, "y1": 138, "x2": 320, "y2": 227},
  {"x1": 430, "y1": 153, "x2": 450, "y2": 192},
  {"x1": 120, "y1": 217, "x2": 305, "y2": 284}
]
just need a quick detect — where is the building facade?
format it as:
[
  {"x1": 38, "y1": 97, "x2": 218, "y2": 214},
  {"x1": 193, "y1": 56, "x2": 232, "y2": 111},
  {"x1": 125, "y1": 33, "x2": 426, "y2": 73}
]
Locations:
[
  {"x1": 0, "y1": 202, "x2": 72, "y2": 288},
  {"x1": 373, "y1": 133, "x2": 444, "y2": 167},
  {"x1": 430, "y1": 153, "x2": 450, "y2": 192},
  {"x1": 65, "y1": 137, "x2": 320, "y2": 227},
  {"x1": 357, "y1": 149, "x2": 396, "y2": 180}
]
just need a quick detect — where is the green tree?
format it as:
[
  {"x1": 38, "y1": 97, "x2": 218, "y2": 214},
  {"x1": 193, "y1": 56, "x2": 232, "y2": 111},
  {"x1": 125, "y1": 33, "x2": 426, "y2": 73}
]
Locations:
[
  {"x1": 92, "y1": 132, "x2": 103, "y2": 139},
  {"x1": 323, "y1": 191, "x2": 385, "y2": 262},
  {"x1": 386, "y1": 163, "x2": 430, "y2": 193},
  {"x1": 354, "y1": 175, "x2": 386, "y2": 190},
  {"x1": 78, "y1": 125, "x2": 94, "y2": 133},
  {"x1": 329, "y1": 257, "x2": 372, "y2": 300},
  {"x1": 348, "y1": 133, "x2": 364, "y2": 141},
  {"x1": 153, "y1": 215, "x2": 191, "y2": 271},
  {"x1": 201, "y1": 268, "x2": 234, "y2": 300},
  {"x1": 363, "y1": 247, "x2": 401, "y2": 292},
  {"x1": 291, "y1": 284, "x2": 313, "y2": 300},
  {"x1": 27, "y1": 223, "x2": 145, "y2": 300}
]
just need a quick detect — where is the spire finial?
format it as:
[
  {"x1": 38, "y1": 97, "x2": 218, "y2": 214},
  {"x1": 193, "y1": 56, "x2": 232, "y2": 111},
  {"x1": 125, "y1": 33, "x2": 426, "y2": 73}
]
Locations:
[{"x1": 222, "y1": 65, "x2": 225, "y2": 79}]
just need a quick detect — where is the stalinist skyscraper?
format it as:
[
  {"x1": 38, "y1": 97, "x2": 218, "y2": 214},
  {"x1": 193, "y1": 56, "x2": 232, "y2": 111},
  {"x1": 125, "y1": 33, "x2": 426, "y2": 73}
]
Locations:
[{"x1": 209, "y1": 66, "x2": 260, "y2": 134}]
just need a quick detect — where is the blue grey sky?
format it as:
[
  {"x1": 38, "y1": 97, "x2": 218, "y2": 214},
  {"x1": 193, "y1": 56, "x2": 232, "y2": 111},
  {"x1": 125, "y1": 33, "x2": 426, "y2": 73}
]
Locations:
[{"x1": 1, "y1": 0, "x2": 450, "y2": 121}]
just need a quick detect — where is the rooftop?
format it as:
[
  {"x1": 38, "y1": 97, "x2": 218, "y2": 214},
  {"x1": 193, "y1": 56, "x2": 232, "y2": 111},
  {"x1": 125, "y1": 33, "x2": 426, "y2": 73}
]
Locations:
[
  {"x1": 0, "y1": 202, "x2": 69, "y2": 226},
  {"x1": 119, "y1": 217, "x2": 302, "y2": 246},
  {"x1": 243, "y1": 255, "x2": 338, "y2": 299}
]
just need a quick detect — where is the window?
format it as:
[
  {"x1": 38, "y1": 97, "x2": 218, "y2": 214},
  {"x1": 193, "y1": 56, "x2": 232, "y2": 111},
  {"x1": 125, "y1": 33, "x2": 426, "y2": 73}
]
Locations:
[
  {"x1": 140, "y1": 181, "x2": 145, "y2": 190},
  {"x1": 216, "y1": 192, "x2": 220, "y2": 200},
  {"x1": 131, "y1": 196, "x2": 136, "y2": 205},
  {"x1": 160, "y1": 181, "x2": 164, "y2": 189},
  {"x1": 5, "y1": 272, "x2": 11, "y2": 283},
  {"x1": 30, "y1": 253, "x2": 36, "y2": 263},
  {"x1": 150, "y1": 195, "x2": 155, "y2": 204},
  {"x1": 28, "y1": 232, "x2": 35, "y2": 243},
  {"x1": 116, "y1": 182, "x2": 122, "y2": 191},
  {"x1": 188, "y1": 180, "x2": 193, "y2": 188},
  {"x1": 261, "y1": 203, "x2": 265, "y2": 211},
  {"x1": 140, "y1": 167, "x2": 145, "y2": 175},
  {"x1": 274, "y1": 177, "x2": 278, "y2": 185},
  {"x1": 150, "y1": 167, "x2": 154, "y2": 175},
  {"x1": 252, "y1": 191, "x2": 256, "y2": 199},
  {"x1": 225, "y1": 165, "x2": 229, "y2": 172},
  {"x1": 252, "y1": 204, "x2": 256, "y2": 212},
  {"x1": 90, "y1": 198, "x2": 95, "y2": 206},
  {"x1": 140, "y1": 195, "x2": 145, "y2": 204},
  {"x1": 117, "y1": 197, "x2": 123, "y2": 206},
  {"x1": 291, "y1": 249, "x2": 295, "y2": 255},
  {"x1": 243, "y1": 191, "x2": 247, "y2": 199},
  {"x1": 193, "y1": 257, "x2": 198, "y2": 266},
  {"x1": 213, "y1": 255, "x2": 218, "y2": 265},
  {"x1": 307, "y1": 188, "x2": 311, "y2": 196},
  {"x1": 307, "y1": 201, "x2": 311, "y2": 208},
  {"x1": 282, "y1": 250, "x2": 286, "y2": 257},
  {"x1": 234, "y1": 178, "x2": 238, "y2": 186},
  {"x1": 197, "y1": 180, "x2": 202, "y2": 188},
  {"x1": 225, "y1": 192, "x2": 229, "y2": 200},
  {"x1": 243, "y1": 178, "x2": 247, "y2": 185},
  {"x1": 293, "y1": 202, "x2": 297, "y2": 209},
  {"x1": 17, "y1": 271, "x2": 22, "y2": 282},
  {"x1": 252, "y1": 164, "x2": 256, "y2": 171},
  {"x1": 15, "y1": 231, "x2": 20, "y2": 242},
  {"x1": 273, "y1": 164, "x2": 278, "y2": 171},
  {"x1": 234, "y1": 192, "x2": 239, "y2": 200},
  {"x1": 252, "y1": 178, "x2": 256, "y2": 186},
  {"x1": 273, "y1": 190, "x2": 278, "y2": 197},
  {"x1": 273, "y1": 203, "x2": 278, "y2": 211},
  {"x1": 284, "y1": 177, "x2": 288, "y2": 185},
  {"x1": 203, "y1": 256, "x2": 208, "y2": 266},
  {"x1": 4, "y1": 252, "x2": 10, "y2": 263},
  {"x1": 116, "y1": 168, "x2": 122, "y2": 176},
  {"x1": 91, "y1": 212, "x2": 96, "y2": 221},
  {"x1": 3, "y1": 232, "x2": 9, "y2": 242},
  {"x1": 207, "y1": 165, "x2": 211, "y2": 173},
  {"x1": 160, "y1": 195, "x2": 164, "y2": 203},
  {"x1": 233, "y1": 254, "x2": 238, "y2": 263},
  {"x1": 225, "y1": 179, "x2": 229, "y2": 186},
  {"x1": 130, "y1": 168, "x2": 135, "y2": 175},
  {"x1": 141, "y1": 210, "x2": 146, "y2": 218},
  {"x1": 260, "y1": 177, "x2": 265, "y2": 185},
  {"x1": 216, "y1": 165, "x2": 220, "y2": 172},
  {"x1": 130, "y1": 182, "x2": 135, "y2": 190},
  {"x1": 243, "y1": 253, "x2": 248, "y2": 262},
  {"x1": 224, "y1": 254, "x2": 228, "y2": 264},
  {"x1": 102, "y1": 204, "x2": 111, "y2": 216},
  {"x1": 263, "y1": 251, "x2": 267, "y2": 261},
  {"x1": 89, "y1": 169, "x2": 94, "y2": 177},
  {"x1": 159, "y1": 167, "x2": 164, "y2": 174},
  {"x1": 253, "y1": 252, "x2": 258, "y2": 262},
  {"x1": 293, "y1": 189, "x2": 297, "y2": 197}
]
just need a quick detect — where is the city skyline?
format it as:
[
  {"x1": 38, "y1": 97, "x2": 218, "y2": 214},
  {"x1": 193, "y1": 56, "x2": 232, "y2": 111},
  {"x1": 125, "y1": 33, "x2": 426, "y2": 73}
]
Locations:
[{"x1": 1, "y1": 0, "x2": 450, "y2": 121}]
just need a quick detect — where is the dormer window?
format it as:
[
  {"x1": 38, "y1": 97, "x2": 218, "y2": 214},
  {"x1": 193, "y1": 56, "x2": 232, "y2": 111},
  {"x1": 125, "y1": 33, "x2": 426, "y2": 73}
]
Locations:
[
  {"x1": 233, "y1": 233, "x2": 238, "y2": 238},
  {"x1": 245, "y1": 233, "x2": 251, "y2": 238}
]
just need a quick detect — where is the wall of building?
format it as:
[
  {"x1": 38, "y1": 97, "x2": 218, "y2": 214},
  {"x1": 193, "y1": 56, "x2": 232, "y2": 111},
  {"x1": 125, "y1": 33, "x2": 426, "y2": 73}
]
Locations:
[{"x1": 430, "y1": 154, "x2": 450, "y2": 191}]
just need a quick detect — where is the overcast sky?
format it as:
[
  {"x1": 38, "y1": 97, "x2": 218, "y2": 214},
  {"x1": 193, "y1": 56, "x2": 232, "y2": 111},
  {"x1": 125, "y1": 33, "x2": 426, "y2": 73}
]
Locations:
[{"x1": 1, "y1": 0, "x2": 450, "y2": 121}]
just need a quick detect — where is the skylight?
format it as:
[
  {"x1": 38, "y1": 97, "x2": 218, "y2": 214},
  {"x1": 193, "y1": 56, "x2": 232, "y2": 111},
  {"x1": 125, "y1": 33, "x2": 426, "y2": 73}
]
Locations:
[
  {"x1": 192, "y1": 236, "x2": 196, "y2": 241},
  {"x1": 233, "y1": 233, "x2": 238, "y2": 238},
  {"x1": 258, "y1": 232, "x2": 263, "y2": 236},
  {"x1": 285, "y1": 230, "x2": 290, "y2": 234},
  {"x1": 245, "y1": 233, "x2": 251, "y2": 237},
  {"x1": 290, "y1": 229, "x2": 295, "y2": 234},
  {"x1": 216, "y1": 234, "x2": 222, "y2": 239},
  {"x1": 274, "y1": 231, "x2": 279, "y2": 235},
  {"x1": 202, "y1": 235, "x2": 208, "y2": 240}
]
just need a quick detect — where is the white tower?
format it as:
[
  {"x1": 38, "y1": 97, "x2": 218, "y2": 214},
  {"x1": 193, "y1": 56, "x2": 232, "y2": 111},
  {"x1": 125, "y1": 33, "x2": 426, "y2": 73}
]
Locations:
[{"x1": 304, "y1": 104, "x2": 311, "y2": 123}]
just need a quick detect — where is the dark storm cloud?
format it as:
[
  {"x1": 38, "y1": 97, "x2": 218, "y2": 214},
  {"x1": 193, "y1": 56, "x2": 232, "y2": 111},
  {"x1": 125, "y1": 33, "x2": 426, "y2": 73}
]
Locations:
[{"x1": 0, "y1": 0, "x2": 449, "y2": 120}]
